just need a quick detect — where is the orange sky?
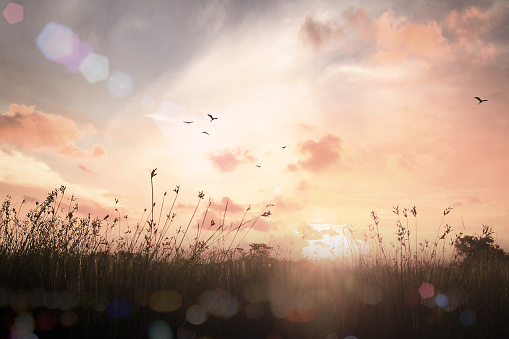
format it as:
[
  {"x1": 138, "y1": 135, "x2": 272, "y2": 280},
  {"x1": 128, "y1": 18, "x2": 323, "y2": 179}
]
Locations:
[{"x1": 1, "y1": 0, "x2": 508, "y2": 258}]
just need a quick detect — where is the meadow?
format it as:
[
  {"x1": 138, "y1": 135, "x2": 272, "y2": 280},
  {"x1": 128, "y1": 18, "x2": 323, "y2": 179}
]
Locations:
[{"x1": 1, "y1": 175, "x2": 508, "y2": 339}]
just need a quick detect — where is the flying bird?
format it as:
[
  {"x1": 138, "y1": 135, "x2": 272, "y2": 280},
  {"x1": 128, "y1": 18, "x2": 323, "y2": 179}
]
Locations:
[
  {"x1": 183, "y1": 121, "x2": 193, "y2": 124},
  {"x1": 202, "y1": 131, "x2": 209, "y2": 135},
  {"x1": 474, "y1": 97, "x2": 488, "y2": 105},
  {"x1": 282, "y1": 146, "x2": 286, "y2": 149},
  {"x1": 255, "y1": 164, "x2": 261, "y2": 168},
  {"x1": 207, "y1": 114, "x2": 218, "y2": 122}
]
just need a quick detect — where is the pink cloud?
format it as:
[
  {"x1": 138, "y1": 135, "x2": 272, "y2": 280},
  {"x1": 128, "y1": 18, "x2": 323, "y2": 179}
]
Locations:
[
  {"x1": 444, "y1": 7, "x2": 491, "y2": 45},
  {"x1": 375, "y1": 14, "x2": 450, "y2": 63},
  {"x1": 272, "y1": 196, "x2": 306, "y2": 214},
  {"x1": 346, "y1": 8, "x2": 377, "y2": 41},
  {"x1": 60, "y1": 144, "x2": 106, "y2": 159},
  {"x1": 300, "y1": 15, "x2": 344, "y2": 50},
  {"x1": 78, "y1": 165, "x2": 98, "y2": 176},
  {"x1": 287, "y1": 163, "x2": 298, "y2": 172},
  {"x1": 291, "y1": 134, "x2": 342, "y2": 172},
  {"x1": 250, "y1": 218, "x2": 275, "y2": 232},
  {"x1": 296, "y1": 180, "x2": 312, "y2": 192},
  {"x1": 0, "y1": 104, "x2": 106, "y2": 158},
  {"x1": 210, "y1": 197, "x2": 245, "y2": 214},
  {"x1": 0, "y1": 182, "x2": 109, "y2": 220},
  {"x1": 208, "y1": 148, "x2": 255, "y2": 172}
]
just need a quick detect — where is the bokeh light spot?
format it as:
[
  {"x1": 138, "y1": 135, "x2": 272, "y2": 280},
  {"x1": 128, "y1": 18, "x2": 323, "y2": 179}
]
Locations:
[
  {"x1": 2, "y1": 2, "x2": 23, "y2": 24},
  {"x1": 284, "y1": 290, "x2": 319, "y2": 323},
  {"x1": 58, "y1": 35, "x2": 93, "y2": 74},
  {"x1": 244, "y1": 283, "x2": 268, "y2": 303},
  {"x1": 326, "y1": 332, "x2": 338, "y2": 339},
  {"x1": 273, "y1": 186, "x2": 282, "y2": 195},
  {"x1": 246, "y1": 302, "x2": 265, "y2": 320},
  {"x1": 434, "y1": 293, "x2": 448, "y2": 308},
  {"x1": 149, "y1": 290, "x2": 182, "y2": 312},
  {"x1": 363, "y1": 285, "x2": 382, "y2": 305},
  {"x1": 268, "y1": 283, "x2": 292, "y2": 319},
  {"x1": 199, "y1": 289, "x2": 239, "y2": 319},
  {"x1": 186, "y1": 305, "x2": 207, "y2": 325},
  {"x1": 11, "y1": 312, "x2": 35, "y2": 338},
  {"x1": 418, "y1": 282, "x2": 434, "y2": 299},
  {"x1": 80, "y1": 52, "x2": 110, "y2": 83},
  {"x1": 108, "y1": 71, "x2": 134, "y2": 98},
  {"x1": 459, "y1": 309, "x2": 476, "y2": 327},
  {"x1": 35, "y1": 312, "x2": 57, "y2": 332},
  {"x1": 148, "y1": 320, "x2": 173, "y2": 339},
  {"x1": 10, "y1": 290, "x2": 28, "y2": 312},
  {"x1": 36, "y1": 22, "x2": 75, "y2": 62},
  {"x1": 60, "y1": 311, "x2": 77, "y2": 326},
  {"x1": 106, "y1": 299, "x2": 133, "y2": 319},
  {"x1": 444, "y1": 288, "x2": 469, "y2": 311}
]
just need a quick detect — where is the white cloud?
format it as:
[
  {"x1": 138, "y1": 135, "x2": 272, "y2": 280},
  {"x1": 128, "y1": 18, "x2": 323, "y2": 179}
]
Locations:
[{"x1": 0, "y1": 148, "x2": 112, "y2": 206}]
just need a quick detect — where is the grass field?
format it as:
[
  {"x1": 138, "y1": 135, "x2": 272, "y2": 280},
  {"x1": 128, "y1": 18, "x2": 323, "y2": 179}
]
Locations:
[{"x1": 1, "y1": 183, "x2": 508, "y2": 339}]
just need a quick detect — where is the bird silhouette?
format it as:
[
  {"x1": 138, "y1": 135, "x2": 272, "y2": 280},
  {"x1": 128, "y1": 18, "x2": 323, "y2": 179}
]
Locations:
[
  {"x1": 183, "y1": 121, "x2": 193, "y2": 124},
  {"x1": 282, "y1": 146, "x2": 286, "y2": 149},
  {"x1": 202, "y1": 131, "x2": 209, "y2": 135},
  {"x1": 207, "y1": 114, "x2": 218, "y2": 122},
  {"x1": 255, "y1": 164, "x2": 261, "y2": 168},
  {"x1": 474, "y1": 97, "x2": 488, "y2": 105}
]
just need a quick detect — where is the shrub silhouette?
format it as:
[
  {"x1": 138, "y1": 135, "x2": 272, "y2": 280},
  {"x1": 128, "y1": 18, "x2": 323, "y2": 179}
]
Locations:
[{"x1": 454, "y1": 225, "x2": 507, "y2": 262}]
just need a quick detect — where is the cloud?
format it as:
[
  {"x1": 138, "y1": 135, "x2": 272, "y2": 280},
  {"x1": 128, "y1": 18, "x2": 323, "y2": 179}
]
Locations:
[
  {"x1": 296, "y1": 223, "x2": 340, "y2": 241},
  {"x1": 0, "y1": 104, "x2": 106, "y2": 158},
  {"x1": 345, "y1": 8, "x2": 377, "y2": 41},
  {"x1": 272, "y1": 196, "x2": 305, "y2": 214},
  {"x1": 210, "y1": 197, "x2": 245, "y2": 214},
  {"x1": 0, "y1": 148, "x2": 111, "y2": 207},
  {"x1": 78, "y1": 165, "x2": 99, "y2": 176},
  {"x1": 444, "y1": 7, "x2": 492, "y2": 45},
  {"x1": 290, "y1": 134, "x2": 342, "y2": 172},
  {"x1": 300, "y1": 15, "x2": 344, "y2": 50},
  {"x1": 375, "y1": 13, "x2": 450, "y2": 63},
  {"x1": 250, "y1": 218, "x2": 275, "y2": 232},
  {"x1": 208, "y1": 148, "x2": 255, "y2": 172}
]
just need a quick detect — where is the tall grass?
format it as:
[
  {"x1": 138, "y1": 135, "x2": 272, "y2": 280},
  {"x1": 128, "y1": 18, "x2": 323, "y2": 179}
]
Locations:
[{"x1": 0, "y1": 172, "x2": 508, "y2": 338}]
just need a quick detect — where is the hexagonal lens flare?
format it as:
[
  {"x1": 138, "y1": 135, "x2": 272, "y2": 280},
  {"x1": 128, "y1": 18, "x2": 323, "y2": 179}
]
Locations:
[
  {"x1": 36, "y1": 22, "x2": 75, "y2": 62},
  {"x1": 2, "y1": 2, "x2": 23, "y2": 24},
  {"x1": 79, "y1": 52, "x2": 110, "y2": 83},
  {"x1": 56, "y1": 35, "x2": 93, "y2": 74}
]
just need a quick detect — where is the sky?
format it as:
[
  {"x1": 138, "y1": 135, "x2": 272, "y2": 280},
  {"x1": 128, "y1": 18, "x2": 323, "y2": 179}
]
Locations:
[{"x1": 1, "y1": 0, "x2": 509, "y2": 259}]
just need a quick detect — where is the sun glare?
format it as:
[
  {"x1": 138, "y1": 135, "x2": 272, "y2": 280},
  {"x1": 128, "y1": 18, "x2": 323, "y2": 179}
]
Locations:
[{"x1": 300, "y1": 224, "x2": 369, "y2": 260}]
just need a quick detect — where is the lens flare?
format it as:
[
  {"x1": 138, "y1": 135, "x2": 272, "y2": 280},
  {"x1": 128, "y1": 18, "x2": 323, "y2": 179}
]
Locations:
[
  {"x1": 148, "y1": 320, "x2": 173, "y2": 339},
  {"x1": 2, "y1": 2, "x2": 23, "y2": 24},
  {"x1": 418, "y1": 282, "x2": 434, "y2": 299}
]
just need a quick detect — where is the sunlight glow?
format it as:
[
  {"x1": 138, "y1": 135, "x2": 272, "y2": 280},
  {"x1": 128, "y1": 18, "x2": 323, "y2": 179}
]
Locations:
[{"x1": 299, "y1": 224, "x2": 369, "y2": 260}]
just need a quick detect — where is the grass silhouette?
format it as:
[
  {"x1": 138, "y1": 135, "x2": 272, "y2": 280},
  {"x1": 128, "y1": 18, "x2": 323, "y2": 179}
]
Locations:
[{"x1": 1, "y1": 171, "x2": 508, "y2": 338}]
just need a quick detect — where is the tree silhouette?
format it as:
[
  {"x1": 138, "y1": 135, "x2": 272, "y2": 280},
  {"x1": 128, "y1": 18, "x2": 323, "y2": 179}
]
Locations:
[
  {"x1": 248, "y1": 243, "x2": 273, "y2": 259},
  {"x1": 454, "y1": 225, "x2": 507, "y2": 262}
]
